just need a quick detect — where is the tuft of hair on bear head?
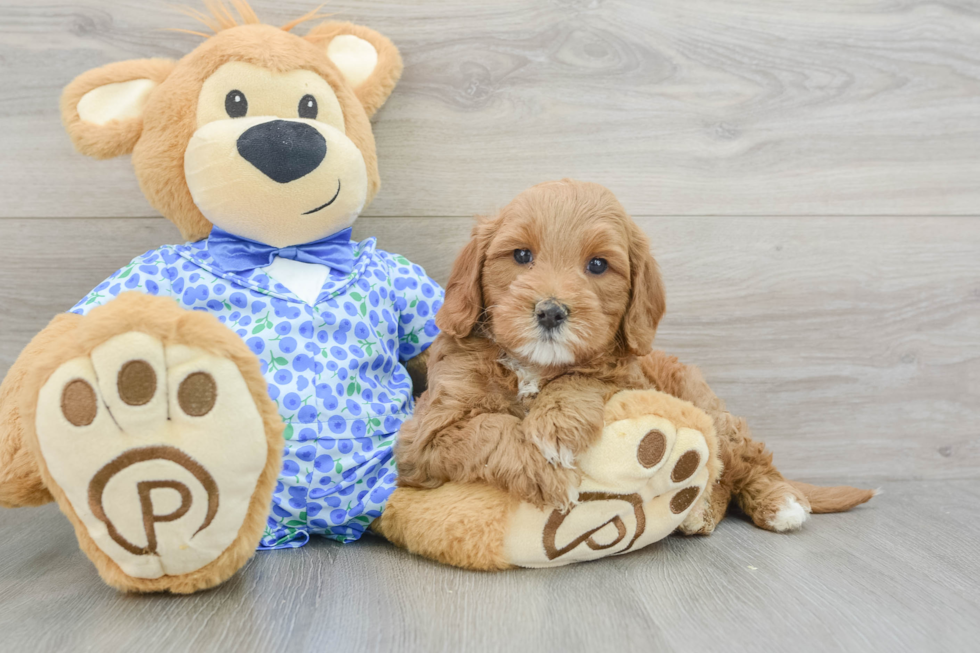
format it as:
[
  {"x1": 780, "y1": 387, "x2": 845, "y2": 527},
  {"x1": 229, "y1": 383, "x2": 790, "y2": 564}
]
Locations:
[{"x1": 169, "y1": 0, "x2": 332, "y2": 39}]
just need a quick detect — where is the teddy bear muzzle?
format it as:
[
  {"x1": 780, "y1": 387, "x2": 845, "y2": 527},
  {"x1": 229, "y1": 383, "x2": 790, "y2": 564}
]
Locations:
[{"x1": 236, "y1": 119, "x2": 327, "y2": 184}]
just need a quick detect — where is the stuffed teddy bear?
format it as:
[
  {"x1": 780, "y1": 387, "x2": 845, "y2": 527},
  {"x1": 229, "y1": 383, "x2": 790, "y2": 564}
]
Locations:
[{"x1": 0, "y1": 2, "x2": 722, "y2": 593}]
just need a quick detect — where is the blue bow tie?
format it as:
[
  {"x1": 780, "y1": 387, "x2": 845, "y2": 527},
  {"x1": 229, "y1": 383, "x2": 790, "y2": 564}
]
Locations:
[{"x1": 207, "y1": 227, "x2": 357, "y2": 275}]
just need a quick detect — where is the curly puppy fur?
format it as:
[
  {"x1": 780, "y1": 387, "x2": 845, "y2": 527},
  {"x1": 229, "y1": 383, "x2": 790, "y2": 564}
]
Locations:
[{"x1": 396, "y1": 179, "x2": 874, "y2": 533}]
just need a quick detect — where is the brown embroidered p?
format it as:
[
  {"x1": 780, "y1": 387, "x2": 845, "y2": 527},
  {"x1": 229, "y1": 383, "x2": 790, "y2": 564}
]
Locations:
[
  {"x1": 542, "y1": 492, "x2": 647, "y2": 561},
  {"x1": 87, "y1": 446, "x2": 219, "y2": 556}
]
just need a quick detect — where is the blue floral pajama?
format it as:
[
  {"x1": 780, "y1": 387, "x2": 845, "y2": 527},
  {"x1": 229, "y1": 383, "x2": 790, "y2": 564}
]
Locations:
[{"x1": 71, "y1": 236, "x2": 443, "y2": 549}]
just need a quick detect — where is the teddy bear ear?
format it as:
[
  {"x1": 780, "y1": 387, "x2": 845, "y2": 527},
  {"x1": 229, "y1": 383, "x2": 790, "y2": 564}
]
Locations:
[
  {"x1": 306, "y1": 21, "x2": 404, "y2": 118},
  {"x1": 61, "y1": 59, "x2": 175, "y2": 160}
]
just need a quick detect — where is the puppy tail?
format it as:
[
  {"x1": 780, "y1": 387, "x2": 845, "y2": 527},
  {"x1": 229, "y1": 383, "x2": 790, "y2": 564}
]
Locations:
[{"x1": 789, "y1": 480, "x2": 878, "y2": 514}]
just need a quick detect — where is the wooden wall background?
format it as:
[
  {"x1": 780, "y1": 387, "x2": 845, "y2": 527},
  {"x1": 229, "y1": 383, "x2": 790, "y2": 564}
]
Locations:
[{"x1": 0, "y1": 0, "x2": 977, "y2": 488}]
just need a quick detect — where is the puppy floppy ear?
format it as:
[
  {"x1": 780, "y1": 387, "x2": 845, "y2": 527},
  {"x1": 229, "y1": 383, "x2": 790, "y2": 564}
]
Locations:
[
  {"x1": 622, "y1": 223, "x2": 666, "y2": 357},
  {"x1": 436, "y1": 219, "x2": 493, "y2": 339},
  {"x1": 61, "y1": 59, "x2": 175, "y2": 160},
  {"x1": 306, "y1": 21, "x2": 404, "y2": 118}
]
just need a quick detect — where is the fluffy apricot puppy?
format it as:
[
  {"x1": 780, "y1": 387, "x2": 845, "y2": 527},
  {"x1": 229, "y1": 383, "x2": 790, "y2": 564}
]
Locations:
[{"x1": 396, "y1": 180, "x2": 875, "y2": 535}]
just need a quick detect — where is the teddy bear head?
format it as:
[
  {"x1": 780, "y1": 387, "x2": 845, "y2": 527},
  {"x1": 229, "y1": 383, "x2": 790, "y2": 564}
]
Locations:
[{"x1": 61, "y1": 2, "x2": 403, "y2": 247}]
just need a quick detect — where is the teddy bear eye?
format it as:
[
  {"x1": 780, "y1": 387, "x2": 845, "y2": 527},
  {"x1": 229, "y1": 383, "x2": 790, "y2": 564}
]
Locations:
[
  {"x1": 225, "y1": 90, "x2": 248, "y2": 118},
  {"x1": 587, "y1": 257, "x2": 608, "y2": 274},
  {"x1": 299, "y1": 94, "x2": 318, "y2": 119},
  {"x1": 514, "y1": 249, "x2": 533, "y2": 265}
]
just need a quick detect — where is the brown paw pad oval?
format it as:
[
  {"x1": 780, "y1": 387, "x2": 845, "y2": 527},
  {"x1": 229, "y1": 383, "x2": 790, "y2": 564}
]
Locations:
[
  {"x1": 637, "y1": 429, "x2": 667, "y2": 468},
  {"x1": 670, "y1": 486, "x2": 701, "y2": 514},
  {"x1": 117, "y1": 360, "x2": 157, "y2": 406},
  {"x1": 177, "y1": 372, "x2": 217, "y2": 417},
  {"x1": 62, "y1": 379, "x2": 97, "y2": 426},
  {"x1": 671, "y1": 450, "x2": 701, "y2": 483}
]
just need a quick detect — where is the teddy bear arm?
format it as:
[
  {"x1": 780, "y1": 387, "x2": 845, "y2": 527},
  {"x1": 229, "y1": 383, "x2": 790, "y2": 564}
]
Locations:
[{"x1": 0, "y1": 312, "x2": 82, "y2": 508}]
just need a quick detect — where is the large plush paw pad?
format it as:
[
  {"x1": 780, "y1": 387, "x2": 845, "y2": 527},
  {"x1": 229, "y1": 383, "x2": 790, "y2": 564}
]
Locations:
[
  {"x1": 35, "y1": 332, "x2": 268, "y2": 580},
  {"x1": 504, "y1": 391, "x2": 715, "y2": 567}
]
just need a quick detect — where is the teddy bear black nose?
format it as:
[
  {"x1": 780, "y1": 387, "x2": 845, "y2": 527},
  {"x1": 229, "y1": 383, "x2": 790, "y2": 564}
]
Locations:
[{"x1": 236, "y1": 119, "x2": 326, "y2": 184}]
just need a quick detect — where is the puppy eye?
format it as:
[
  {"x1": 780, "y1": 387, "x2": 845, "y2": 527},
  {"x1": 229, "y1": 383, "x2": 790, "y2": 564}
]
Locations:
[
  {"x1": 225, "y1": 90, "x2": 248, "y2": 118},
  {"x1": 587, "y1": 257, "x2": 608, "y2": 275},
  {"x1": 299, "y1": 94, "x2": 318, "y2": 119},
  {"x1": 513, "y1": 249, "x2": 533, "y2": 265}
]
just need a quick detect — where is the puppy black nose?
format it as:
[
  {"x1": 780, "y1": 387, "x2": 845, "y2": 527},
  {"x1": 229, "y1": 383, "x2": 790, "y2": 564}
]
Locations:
[
  {"x1": 237, "y1": 120, "x2": 326, "y2": 184},
  {"x1": 535, "y1": 300, "x2": 569, "y2": 331}
]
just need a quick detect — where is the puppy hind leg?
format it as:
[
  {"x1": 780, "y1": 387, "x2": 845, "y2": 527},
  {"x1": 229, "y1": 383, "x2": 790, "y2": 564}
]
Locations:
[
  {"x1": 737, "y1": 474, "x2": 811, "y2": 533},
  {"x1": 716, "y1": 414, "x2": 810, "y2": 533}
]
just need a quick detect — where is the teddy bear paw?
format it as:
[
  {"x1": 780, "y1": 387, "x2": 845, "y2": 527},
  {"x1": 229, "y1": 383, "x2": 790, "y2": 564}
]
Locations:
[
  {"x1": 35, "y1": 331, "x2": 270, "y2": 582},
  {"x1": 503, "y1": 390, "x2": 718, "y2": 567}
]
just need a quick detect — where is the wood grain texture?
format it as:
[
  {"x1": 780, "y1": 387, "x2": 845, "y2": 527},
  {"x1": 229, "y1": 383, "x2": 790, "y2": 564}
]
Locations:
[
  {"x1": 1, "y1": 1, "x2": 978, "y2": 646},
  {"x1": 0, "y1": 216, "x2": 976, "y2": 483},
  {"x1": 2, "y1": 0, "x2": 980, "y2": 218},
  {"x1": 0, "y1": 480, "x2": 977, "y2": 652}
]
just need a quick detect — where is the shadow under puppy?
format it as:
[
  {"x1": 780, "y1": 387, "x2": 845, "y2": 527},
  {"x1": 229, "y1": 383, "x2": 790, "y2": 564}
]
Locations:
[{"x1": 396, "y1": 179, "x2": 875, "y2": 534}]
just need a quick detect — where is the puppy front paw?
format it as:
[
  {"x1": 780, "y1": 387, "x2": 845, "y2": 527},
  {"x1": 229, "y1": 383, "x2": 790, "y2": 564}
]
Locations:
[
  {"x1": 522, "y1": 376, "x2": 606, "y2": 469},
  {"x1": 509, "y1": 462, "x2": 580, "y2": 513},
  {"x1": 527, "y1": 430, "x2": 576, "y2": 469},
  {"x1": 523, "y1": 412, "x2": 602, "y2": 471}
]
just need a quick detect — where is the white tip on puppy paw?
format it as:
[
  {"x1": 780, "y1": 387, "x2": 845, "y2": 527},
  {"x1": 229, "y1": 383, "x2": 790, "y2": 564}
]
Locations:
[
  {"x1": 557, "y1": 445, "x2": 575, "y2": 469},
  {"x1": 535, "y1": 441, "x2": 576, "y2": 468},
  {"x1": 566, "y1": 485, "x2": 580, "y2": 507},
  {"x1": 536, "y1": 440, "x2": 560, "y2": 466},
  {"x1": 768, "y1": 496, "x2": 809, "y2": 532}
]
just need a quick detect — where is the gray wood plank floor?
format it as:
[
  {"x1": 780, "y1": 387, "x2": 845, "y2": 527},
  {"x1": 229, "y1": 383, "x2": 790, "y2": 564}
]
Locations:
[
  {"x1": 1, "y1": 0, "x2": 978, "y2": 651},
  {"x1": 1, "y1": 480, "x2": 976, "y2": 653}
]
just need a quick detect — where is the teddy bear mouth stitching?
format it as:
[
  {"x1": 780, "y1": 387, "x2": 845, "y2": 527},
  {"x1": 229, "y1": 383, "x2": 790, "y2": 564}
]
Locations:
[{"x1": 301, "y1": 179, "x2": 342, "y2": 215}]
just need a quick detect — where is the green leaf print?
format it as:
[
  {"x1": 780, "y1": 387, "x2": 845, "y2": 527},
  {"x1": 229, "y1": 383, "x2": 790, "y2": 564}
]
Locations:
[
  {"x1": 349, "y1": 292, "x2": 363, "y2": 301},
  {"x1": 251, "y1": 311, "x2": 274, "y2": 335},
  {"x1": 347, "y1": 382, "x2": 356, "y2": 396},
  {"x1": 335, "y1": 461, "x2": 343, "y2": 474},
  {"x1": 283, "y1": 424, "x2": 294, "y2": 440}
]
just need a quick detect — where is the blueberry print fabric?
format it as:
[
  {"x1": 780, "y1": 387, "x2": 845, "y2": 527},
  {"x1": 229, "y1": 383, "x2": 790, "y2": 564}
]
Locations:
[{"x1": 71, "y1": 236, "x2": 443, "y2": 549}]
